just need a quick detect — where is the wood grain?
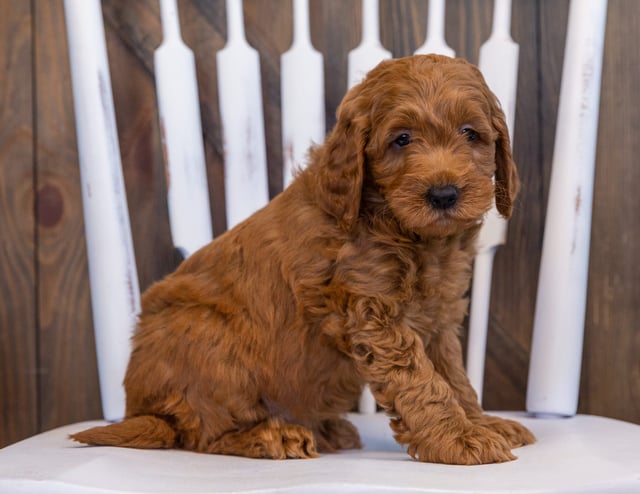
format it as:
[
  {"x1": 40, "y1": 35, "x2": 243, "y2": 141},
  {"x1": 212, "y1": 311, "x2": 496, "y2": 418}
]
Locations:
[
  {"x1": 583, "y1": 0, "x2": 640, "y2": 422},
  {"x1": 380, "y1": 0, "x2": 429, "y2": 57},
  {"x1": 309, "y1": 0, "x2": 360, "y2": 132},
  {"x1": 0, "y1": 0, "x2": 38, "y2": 446},
  {"x1": 179, "y1": 0, "x2": 228, "y2": 235}
]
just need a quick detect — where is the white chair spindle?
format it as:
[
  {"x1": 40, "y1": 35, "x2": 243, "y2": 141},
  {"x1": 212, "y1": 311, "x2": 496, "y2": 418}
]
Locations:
[
  {"x1": 63, "y1": 0, "x2": 140, "y2": 421},
  {"x1": 414, "y1": 0, "x2": 455, "y2": 57},
  {"x1": 347, "y1": 0, "x2": 391, "y2": 89},
  {"x1": 281, "y1": 0, "x2": 325, "y2": 188},
  {"x1": 527, "y1": 0, "x2": 608, "y2": 417},
  {"x1": 217, "y1": 0, "x2": 269, "y2": 229},
  {"x1": 155, "y1": 0, "x2": 213, "y2": 258}
]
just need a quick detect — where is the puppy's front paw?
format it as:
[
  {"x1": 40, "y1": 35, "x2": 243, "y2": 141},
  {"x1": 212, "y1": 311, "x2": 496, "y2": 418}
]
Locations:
[
  {"x1": 473, "y1": 414, "x2": 536, "y2": 449},
  {"x1": 408, "y1": 424, "x2": 516, "y2": 465}
]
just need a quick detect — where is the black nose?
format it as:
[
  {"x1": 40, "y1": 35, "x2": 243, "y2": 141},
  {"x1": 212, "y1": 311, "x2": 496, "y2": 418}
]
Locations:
[{"x1": 427, "y1": 185, "x2": 459, "y2": 210}]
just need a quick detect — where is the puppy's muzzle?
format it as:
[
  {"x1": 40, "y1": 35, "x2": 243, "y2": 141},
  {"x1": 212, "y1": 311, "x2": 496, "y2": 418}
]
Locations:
[{"x1": 426, "y1": 185, "x2": 459, "y2": 210}]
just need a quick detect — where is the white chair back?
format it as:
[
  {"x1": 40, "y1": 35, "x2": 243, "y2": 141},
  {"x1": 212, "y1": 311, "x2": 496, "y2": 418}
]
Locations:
[{"x1": 63, "y1": 0, "x2": 607, "y2": 422}]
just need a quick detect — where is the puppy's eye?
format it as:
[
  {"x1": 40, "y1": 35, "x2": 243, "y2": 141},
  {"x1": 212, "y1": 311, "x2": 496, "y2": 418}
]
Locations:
[
  {"x1": 393, "y1": 133, "x2": 412, "y2": 147},
  {"x1": 461, "y1": 127, "x2": 479, "y2": 142}
]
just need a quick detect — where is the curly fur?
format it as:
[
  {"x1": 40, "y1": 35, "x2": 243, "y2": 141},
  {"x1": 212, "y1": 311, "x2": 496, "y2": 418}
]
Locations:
[{"x1": 71, "y1": 55, "x2": 534, "y2": 464}]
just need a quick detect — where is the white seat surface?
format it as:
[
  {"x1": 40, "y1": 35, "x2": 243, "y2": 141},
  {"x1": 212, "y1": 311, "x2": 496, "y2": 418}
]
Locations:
[{"x1": 1, "y1": 412, "x2": 639, "y2": 493}]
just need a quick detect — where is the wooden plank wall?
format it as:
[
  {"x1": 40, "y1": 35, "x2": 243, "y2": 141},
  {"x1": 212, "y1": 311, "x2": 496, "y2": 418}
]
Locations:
[
  {"x1": 1, "y1": 0, "x2": 639, "y2": 447},
  {"x1": 1, "y1": 0, "x2": 38, "y2": 447}
]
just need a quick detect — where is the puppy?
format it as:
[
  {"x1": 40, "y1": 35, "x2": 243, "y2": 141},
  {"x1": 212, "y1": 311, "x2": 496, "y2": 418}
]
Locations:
[{"x1": 72, "y1": 55, "x2": 534, "y2": 464}]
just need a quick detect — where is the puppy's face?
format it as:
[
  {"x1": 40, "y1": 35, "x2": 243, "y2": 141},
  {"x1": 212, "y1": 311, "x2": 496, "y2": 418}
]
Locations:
[{"x1": 320, "y1": 55, "x2": 519, "y2": 237}]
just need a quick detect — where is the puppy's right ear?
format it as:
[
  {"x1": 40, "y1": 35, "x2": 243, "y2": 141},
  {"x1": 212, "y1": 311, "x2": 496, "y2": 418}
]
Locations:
[
  {"x1": 311, "y1": 90, "x2": 368, "y2": 232},
  {"x1": 489, "y1": 98, "x2": 520, "y2": 218}
]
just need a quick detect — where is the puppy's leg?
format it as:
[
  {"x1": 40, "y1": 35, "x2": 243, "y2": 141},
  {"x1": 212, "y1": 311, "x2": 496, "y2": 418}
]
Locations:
[
  {"x1": 425, "y1": 330, "x2": 484, "y2": 416},
  {"x1": 427, "y1": 330, "x2": 535, "y2": 449},
  {"x1": 314, "y1": 417, "x2": 363, "y2": 453},
  {"x1": 345, "y1": 323, "x2": 515, "y2": 465},
  {"x1": 207, "y1": 418, "x2": 318, "y2": 459}
]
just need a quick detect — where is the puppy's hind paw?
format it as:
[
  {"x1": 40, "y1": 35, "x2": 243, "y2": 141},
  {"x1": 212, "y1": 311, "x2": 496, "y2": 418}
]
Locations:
[
  {"x1": 280, "y1": 423, "x2": 319, "y2": 459},
  {"x1": 208, "y1": 418, "x2": 318, "y2": 459}
]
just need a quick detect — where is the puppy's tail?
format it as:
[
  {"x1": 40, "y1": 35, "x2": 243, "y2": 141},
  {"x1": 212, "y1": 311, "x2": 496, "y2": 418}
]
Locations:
[{"x1": 69, "y1": 415, "x2": 177, "y2": 449}]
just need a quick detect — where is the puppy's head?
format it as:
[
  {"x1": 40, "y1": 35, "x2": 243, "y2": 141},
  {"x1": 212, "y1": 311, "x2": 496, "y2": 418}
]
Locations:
[{"x1": 314, "y1": 54, "x2": 519, "y2": 237}]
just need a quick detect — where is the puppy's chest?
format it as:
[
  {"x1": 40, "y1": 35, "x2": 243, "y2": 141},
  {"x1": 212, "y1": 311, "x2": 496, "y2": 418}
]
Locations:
[
  {"x1": 401, "y1": 244, "x2": 473, "y2": 334},
  {"x1": 337, "y1": 238, "x2": 474, "y2": 334}
]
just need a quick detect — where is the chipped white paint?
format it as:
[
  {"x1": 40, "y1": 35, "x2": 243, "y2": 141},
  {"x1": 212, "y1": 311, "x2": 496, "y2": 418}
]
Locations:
[
  {"x1": 155, "y1": 0, "x2": 213, "y2": 258},
  {"x1": 414, "y1": 0, "x2": 455, "y2": 57},
  {"x1": 217, "y1": 0, "x2": 269, "y2": 229},
  {"x1": 527, "y1": 0, "x2": 608, "y2": 417},
  {"x1": 467, "y1": 0, "x2": 519, "y2": 403},
  {"x1": 347, "y1": 0, "x2": 392, "y2": 89},
  {"x1": 281, "y1": 0, "x2": 325, "y2": 189},
  {"x1": 64, "y1": 0, "x2": 140, "y2": 421}
]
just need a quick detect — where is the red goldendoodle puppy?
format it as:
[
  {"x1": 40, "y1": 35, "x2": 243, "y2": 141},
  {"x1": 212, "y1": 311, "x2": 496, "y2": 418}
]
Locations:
[{"x1": 72, "y1": 55, "x2": 534, "y2": 464}]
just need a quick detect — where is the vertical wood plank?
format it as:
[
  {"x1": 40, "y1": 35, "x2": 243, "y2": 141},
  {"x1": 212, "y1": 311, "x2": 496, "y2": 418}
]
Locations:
[
  {"x1": 380, "y1": 0, "x2": 428, "y2": 57},
  {"x1": 244, "y1": 0, "x2": 293, "y2": 198},
  {"x1": 538, "y1": 0, "x2": 569, "y2": 209},
  {"x1": 309, "y1": 0, "x2": 360, "y2": 132},
  {"x1": 179, "y1": 0, "x2": 228, "y2": 236},
  {"x1": 446, "y1": 0, "x2": 493, "y2": 63},
  {"x1": 0, "y1": 0, "x2": 38, "y2": 447},
  {"x1": 582, "y1": 0, "x2": 640, "y2": 422},
  {"x1": 34, "y1": 0, "x2": 102, "y2": 430}
]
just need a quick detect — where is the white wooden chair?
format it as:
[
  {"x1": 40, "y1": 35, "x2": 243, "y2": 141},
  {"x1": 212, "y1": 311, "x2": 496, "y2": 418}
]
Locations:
[{"x1": 2, "y1": 0, "x2": 639, "y2": 493}]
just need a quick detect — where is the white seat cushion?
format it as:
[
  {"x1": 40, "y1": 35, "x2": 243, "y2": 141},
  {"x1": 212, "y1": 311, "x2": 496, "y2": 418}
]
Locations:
[{"x1": 1, "y1": 412, "x2": 639, "y2": 493}]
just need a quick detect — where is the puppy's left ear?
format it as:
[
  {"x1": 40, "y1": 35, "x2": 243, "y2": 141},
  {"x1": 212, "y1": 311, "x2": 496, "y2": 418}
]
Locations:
[{"x1": 491, "y1": 103, "x2": 520, "y2": 218}]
